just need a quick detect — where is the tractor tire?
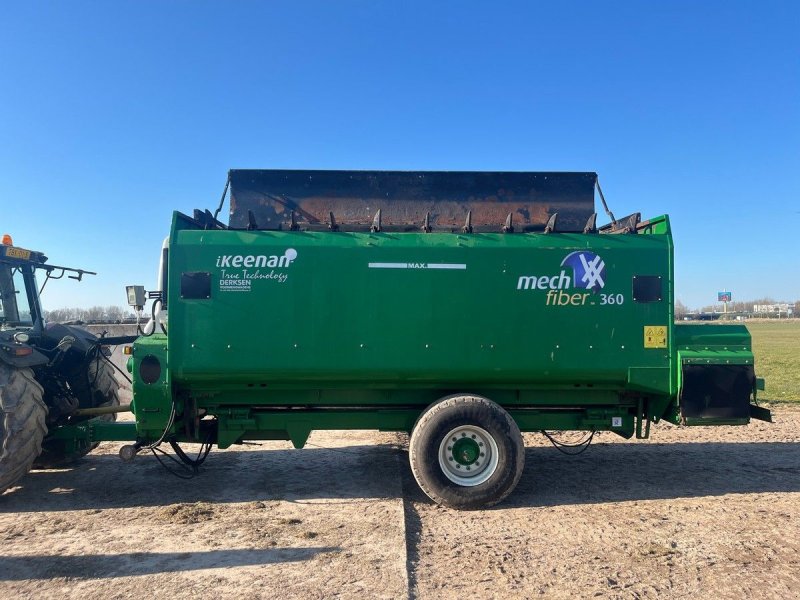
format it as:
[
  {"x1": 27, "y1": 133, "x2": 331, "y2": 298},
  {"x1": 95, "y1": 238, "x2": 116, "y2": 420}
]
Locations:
[
  {"x1": 0, "y1": 364, "x2": 47, "y2": 493},
  {"x1": 410, "y1": 394, "x2": 525, "y2": 510},
  {"x1": 35, "y1": 357, "x2": 120, "y2": 468}
]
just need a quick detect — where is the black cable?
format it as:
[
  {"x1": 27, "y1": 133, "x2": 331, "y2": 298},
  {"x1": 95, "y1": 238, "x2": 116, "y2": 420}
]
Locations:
[
  {"x1": 153, "y1": 298, "x2": 167, "y2": 335},
  {"x1": 170, "y1": 436, "x2": 213, "y2": 469},
  {"x1": 82, "y1": 332, "x2": 133, "y2": 386},
  {"x1": 542, "y1": 430, "x2": 595, "y2": 455},
  {"x1": 135, "y1": 299, "x2": 162, "y2": 337},
  {"x1": 542, "y1": 429, "x2": 594, "y2": 447},
  {"x1": 99, "y1": 349, "x2": 132, "y2": 384},
  {"x1": 151, "y1": 446, "x2": 197, "y2": 480},
  {"x1": 147, "y1": 418, "x2": 213, "y2": 479},
  {"x1": 150, "y1": 437, "x2": 213, "y2": 480},
  {"x1": 136, "y1": 311, "x2": 148, "y2": 336}
]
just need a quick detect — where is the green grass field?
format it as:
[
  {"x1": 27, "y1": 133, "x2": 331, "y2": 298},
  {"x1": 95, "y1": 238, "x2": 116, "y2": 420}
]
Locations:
[{"x1": 746, "y1": 321, "x2": 800, "y2": 402}]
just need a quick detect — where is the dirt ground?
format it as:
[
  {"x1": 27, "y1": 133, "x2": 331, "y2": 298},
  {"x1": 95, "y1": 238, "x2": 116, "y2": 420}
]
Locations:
[{"x1": 1, "y1": 406, "x2": 799, "y2": 599}]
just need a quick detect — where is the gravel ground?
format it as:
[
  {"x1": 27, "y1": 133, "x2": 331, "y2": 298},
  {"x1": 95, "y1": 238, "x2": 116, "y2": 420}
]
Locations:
[{"x1": 1, "y1": 406, "x2": 798, "y2": 599}]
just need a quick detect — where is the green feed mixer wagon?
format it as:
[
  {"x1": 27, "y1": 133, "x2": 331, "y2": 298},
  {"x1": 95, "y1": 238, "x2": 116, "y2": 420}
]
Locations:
[{"x1": 0, "y1": 171, "x2": 769, "y2": 508}]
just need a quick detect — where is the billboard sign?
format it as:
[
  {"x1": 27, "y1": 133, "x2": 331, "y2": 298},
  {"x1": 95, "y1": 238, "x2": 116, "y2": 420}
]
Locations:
[{"x1": 718, "y1": 291, "x2": 732, "y2": 302}]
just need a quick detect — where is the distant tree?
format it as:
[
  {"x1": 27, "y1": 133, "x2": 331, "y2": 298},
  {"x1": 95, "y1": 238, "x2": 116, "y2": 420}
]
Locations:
[
  {"x1": 43, "y1": 308, "x2": 65, "y2": 322},
  {"x1": 83, "y1": 306, "x2": 105, "y2": 322},
  {"x1": 674, "y1": 299, "x2": 690, "y2": 319},
  {"x1": 44, "y1": 307, "x2": 84, "y2": 322},
  {"x1": 44, "y1": 305, "x2": 134, "y2": 323},
  {"x1": 729, "y1": 300, "x2": 749, "y2": 313},
  {"x1": 105, "y1": 305, "x2": 125, "y2": 322}
]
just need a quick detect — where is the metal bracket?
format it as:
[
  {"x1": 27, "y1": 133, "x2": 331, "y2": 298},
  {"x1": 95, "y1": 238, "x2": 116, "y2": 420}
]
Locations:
[
  {"x1": 462, "y1": 210, "x2": 473, "y2": 234},
  {"x1": 635, "y1": 397, "x2": 652, "y2": 439},
  {"x1": 583, "y1": 213, "x2": 598, "y2": 234},
  {"x1": 544, "y1": 213, "x2": 558, "y2": 234},
  {"x1": 371, "y1": 209, "x2": 382, "y2": 233},
  {"x1": 247, "y1": 210, "x2": 258, "y2": 231},
  {"x1": 289, "y1": 211, "x2": 300, "y2": 231},
  {"x1": 502, "y1": 213, "x2": 514, "y2": 233},
  {"x1": 422, "y1": 212, "x2": 432, "y2": 233}
]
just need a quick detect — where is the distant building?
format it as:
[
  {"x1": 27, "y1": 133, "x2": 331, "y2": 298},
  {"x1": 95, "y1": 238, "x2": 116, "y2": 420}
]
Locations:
[{"x1": 753, "y1": 303, "x2": 791, "y2": 315}]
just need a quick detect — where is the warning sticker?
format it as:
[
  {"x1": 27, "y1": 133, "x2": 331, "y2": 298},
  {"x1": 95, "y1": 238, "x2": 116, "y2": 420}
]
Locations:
[{"x1": 644, "y1": 326, "x2": 667, "y2": 348}]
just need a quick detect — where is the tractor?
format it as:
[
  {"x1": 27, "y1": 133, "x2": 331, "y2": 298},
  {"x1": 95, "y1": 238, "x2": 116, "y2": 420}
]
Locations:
[{"x1": 0, "y1": 236, "x2": 121, "y2": 491}]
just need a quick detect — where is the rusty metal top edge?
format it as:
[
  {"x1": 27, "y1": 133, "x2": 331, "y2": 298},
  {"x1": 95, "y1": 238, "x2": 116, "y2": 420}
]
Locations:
[
  {"x1": 227, "y1": 170, "x2": 597, "y2": 232},
  {"x1": 228, "y1": 168, "x2": 598, "y2": 175}
]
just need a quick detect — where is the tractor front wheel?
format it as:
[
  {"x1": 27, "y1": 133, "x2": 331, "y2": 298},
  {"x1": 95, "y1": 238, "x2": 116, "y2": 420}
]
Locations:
[
  {"x1": 409, "y1": 394, "x2": 525, "y2": 510},
  {"x1": 0, "y1": 364, "x2": 47, "y2": 493}
]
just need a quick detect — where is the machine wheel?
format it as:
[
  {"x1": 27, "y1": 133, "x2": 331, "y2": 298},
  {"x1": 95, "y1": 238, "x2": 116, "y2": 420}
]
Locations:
[
  {"x1": 35, "y1": 357, "x2": 120, "y2": 467},
  {"x1": 409, "y1": 394, "x2": 525, "y2": 510},
  {"x1": 0, "y1": 364, "x2": 47, "y2": 493}
]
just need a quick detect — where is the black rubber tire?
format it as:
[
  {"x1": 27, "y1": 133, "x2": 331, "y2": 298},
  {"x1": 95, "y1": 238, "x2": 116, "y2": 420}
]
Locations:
[
  {"x1": 35, "y1": 358, "x2": 120, "y2": 468},
  {"x1": 0, "y1": 364, "x2": 47, "y2": 493},
  {"x1": 409, "y1": 394, "x2": 525, "y2": 510}
]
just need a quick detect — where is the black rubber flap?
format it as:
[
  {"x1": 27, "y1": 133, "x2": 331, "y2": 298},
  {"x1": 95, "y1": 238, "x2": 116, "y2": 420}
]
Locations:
[
  {"x1": 228, "y1": 170, "x2": 597, "y2": 232},
  {"x1": 632, "y1": 275, "x2": 663, "y2": 303},
  {"x1": 181, "y1": 272, "x2": 211, "y2": 300},
  {"x1": 680, "y1": 364, "x2": 754, "y2": 420}
]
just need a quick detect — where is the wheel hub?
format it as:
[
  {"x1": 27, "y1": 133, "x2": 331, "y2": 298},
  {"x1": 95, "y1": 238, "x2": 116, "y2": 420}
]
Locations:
[
  {"x1": 438, "y1": 425, "x2": 499, "y2": 487},
  {"x1": 451, "y1": 437, "x2": 481, "y2": 465}
]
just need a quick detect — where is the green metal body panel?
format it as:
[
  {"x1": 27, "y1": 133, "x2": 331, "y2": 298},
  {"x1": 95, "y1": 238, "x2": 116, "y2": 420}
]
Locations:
[
  {"x1": 674, "y1": 323, "x2": 754, "y2": 366},
  {"x1": 54, "y1": 211, "x2": 766, "y2": 450},
  {"x1": 673, "y1": 323, "x2": 759, "y2": 426},
  {"x1": 169, "y1": 214, "x2": 674, "y2": 394},
  {"x1": 112, "y1": 212, "x2": 681, "y2": 447}
]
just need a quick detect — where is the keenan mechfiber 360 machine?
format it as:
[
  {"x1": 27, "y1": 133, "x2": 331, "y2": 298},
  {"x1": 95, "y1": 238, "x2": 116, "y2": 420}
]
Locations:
[{"x1": 0, "y1": 171, "x2": 769, "y2": 508}]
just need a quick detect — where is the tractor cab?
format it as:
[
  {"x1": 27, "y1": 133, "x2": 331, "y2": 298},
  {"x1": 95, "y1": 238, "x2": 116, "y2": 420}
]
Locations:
[
  {"x1": 0, "y1": 235, "x2": 46, "y2": 331},
  {"x1": 0, "y1": 234, "x2": 100, "y2": 368},
  {"x1": 1, "y1": 234, "x2": 98, "y2": 332}
]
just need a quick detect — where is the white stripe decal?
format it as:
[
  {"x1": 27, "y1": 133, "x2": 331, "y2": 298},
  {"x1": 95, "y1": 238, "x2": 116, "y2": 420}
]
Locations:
[
  {"x1": 368, "y1": 262, "x2": 409, "y2": 269},
  {"x1": 368, "y1": 262, "x2": 467, "y2": 270}
]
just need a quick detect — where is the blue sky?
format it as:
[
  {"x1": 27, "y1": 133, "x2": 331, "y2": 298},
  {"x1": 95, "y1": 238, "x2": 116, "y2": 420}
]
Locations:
[{"x1": 1, "y1": 1, "x2": 797, "y2": 311}]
